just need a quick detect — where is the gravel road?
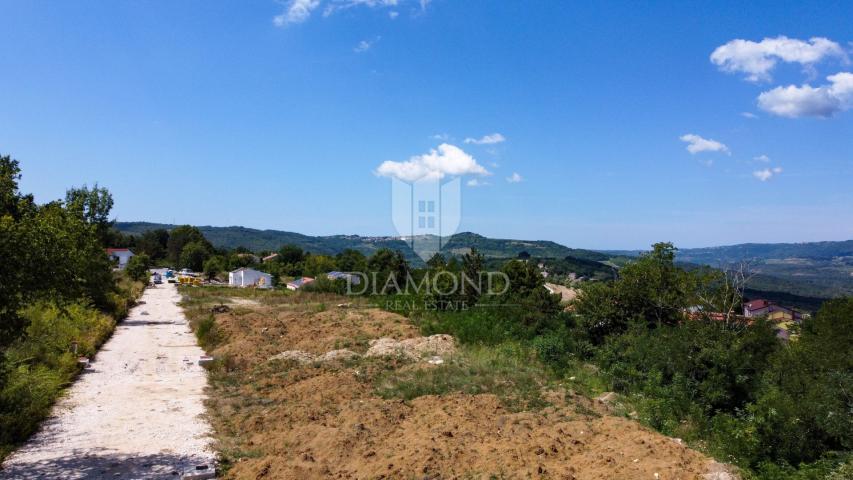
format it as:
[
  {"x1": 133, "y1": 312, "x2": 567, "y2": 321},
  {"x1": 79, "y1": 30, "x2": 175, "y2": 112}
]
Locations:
[{"x1": 0, "y1": 280, "x2": 215, "y2": 479}]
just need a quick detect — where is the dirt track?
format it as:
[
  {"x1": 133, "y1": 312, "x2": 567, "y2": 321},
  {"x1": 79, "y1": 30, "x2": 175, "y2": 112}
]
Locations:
[{"x1": 0, "y1": 282, "x2": 215, "y2": 479}]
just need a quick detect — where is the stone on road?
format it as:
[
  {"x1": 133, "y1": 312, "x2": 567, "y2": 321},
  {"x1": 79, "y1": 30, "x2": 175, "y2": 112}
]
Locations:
[{"x1": 0, "y1": 282, "x2": 214, "y2": 479}]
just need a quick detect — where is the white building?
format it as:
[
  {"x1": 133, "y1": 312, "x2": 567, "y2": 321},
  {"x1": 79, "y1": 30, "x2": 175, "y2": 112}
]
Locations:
[
  {"x1": 106, "y1": 248, "x2": 135, "y2": 269},
  {"x1": 229, "y1": 267, "x2": 273, "y2": 289}
]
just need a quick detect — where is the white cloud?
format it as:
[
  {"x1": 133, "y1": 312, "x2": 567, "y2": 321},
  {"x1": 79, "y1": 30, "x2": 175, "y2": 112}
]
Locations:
[
  {"x1": 375, "y1": 143, "x2": 490, "y2": 182},
  {"x1": 753, "y1": 154, "x2": 771, "y2": 163},
  {"x1": 466, "y1": 179, "x2": 489, "y2": 187},
  {"x1": 431, "y1": 133, "x2": 449, "y2": 141},
  {"x1": 273, "y1": 0, "x2": 321, "y2": 26},
  {"x1": 388, "y1": 10, "x2": 399, "y2": 18},
  {"x1": 506, "y1": 172, "x2": 523, "y2": 183},
  {"x1": 679, "y1": 134, "x2": 731, "y2": 155},
  {"x1": 354, "y1": 36, "x2": 380, "y2": 53},
  {"x1": 757, "y1": 72, "x2": 853, "y2": 118},
  {"x1": 711, "y1": 36, "x2": 847, "y2": 82},
  {"x1": 741, "y1": 111, "x2": 758, "y2": 119},
  {"x1": 464, "y1": 133, "x2": 506, "y2": 145},
  {"x1": 753, "y1": 166, "x2": 783, "y2": 182},
  {"x1": 323, "y1": 0, "x2": 398, "y2": 17}
]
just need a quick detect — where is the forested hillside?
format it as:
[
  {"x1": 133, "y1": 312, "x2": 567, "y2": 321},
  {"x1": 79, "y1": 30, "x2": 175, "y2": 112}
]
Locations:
[{"x1": 115, "y1": 222, "x2": 613, "y2": 264}]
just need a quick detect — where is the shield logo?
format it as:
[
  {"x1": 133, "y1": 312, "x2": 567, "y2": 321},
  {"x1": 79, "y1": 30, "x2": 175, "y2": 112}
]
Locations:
[{"x1": 391, "y1": 176, "x2": 461, "y2": 261}]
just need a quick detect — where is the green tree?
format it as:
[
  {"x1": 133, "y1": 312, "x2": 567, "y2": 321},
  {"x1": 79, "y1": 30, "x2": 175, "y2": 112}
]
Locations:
[
  {"x1": 65, "y1": 184, "x2": 114, "y2": 245},
  {"x1": 426, "y1": 253, "x2": 447, "y2": 270},
  {"x1": 135, "y1": 229, "x2": 169, "y2": 262},
  {"x1": 125, "y1": 254, "x2": 152, "y2": 282},
  {"x1": 203, "y1": 255, "x2": 228, "y2": 280},
  {"x1": 277, "y1": 244, "x2": 306, "y2": 265},
  {"x1": 747, "y1": 298, "x2": 853, "y2": 465},
  {"x1": 461, "y1": 248, "x2": 485, "y2": 304},
  {"x1": 179, "y1": 241, "x2": 210, "y2": 271},
  {"x1": 302, "y1": 254, "x2": 337, "y2": 277},
  {"x1": 167, "y1": 225, "x2": 211, "y2": 266},
  {"x1": 335, "y1": 248, "x2": 367, "y2": 272},
  {"x1": 575, "y1": 242, "x2": 695, "y2": 343}
]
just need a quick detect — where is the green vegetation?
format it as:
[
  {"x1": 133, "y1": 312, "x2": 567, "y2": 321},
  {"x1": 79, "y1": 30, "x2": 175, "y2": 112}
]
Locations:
[
  {"x1": 375, "y1": 343, "x2": 549, "y2": 411},
  {"x1": 115, "y1": 221, "x2": 619, "y2": 266},
  {"x1": 381, "y1": 242, "x2": 851, "y2": 479},
  {"x1": 0, "y1": 154, "x2": 145, "y2": 460}
]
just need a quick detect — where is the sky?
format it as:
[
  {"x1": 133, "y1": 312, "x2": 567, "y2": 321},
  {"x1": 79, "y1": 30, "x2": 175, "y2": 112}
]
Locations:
[{"x1": 1, "y1": 1, "x2": 851, "y2": 250}]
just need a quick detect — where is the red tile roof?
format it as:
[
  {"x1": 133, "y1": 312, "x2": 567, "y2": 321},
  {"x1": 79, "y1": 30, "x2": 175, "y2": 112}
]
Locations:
[{"x1": 744, "y1": 299, "x2": 771, "y2": 311}]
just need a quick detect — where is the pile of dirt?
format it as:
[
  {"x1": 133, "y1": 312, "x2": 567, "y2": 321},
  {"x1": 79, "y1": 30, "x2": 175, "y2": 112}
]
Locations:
[
  {"x1": 364, "y1": 334, "x2": 456, "y2": 360},
  {"x1": 193, "y1": 294, "x2": 736, "y2": 479}
]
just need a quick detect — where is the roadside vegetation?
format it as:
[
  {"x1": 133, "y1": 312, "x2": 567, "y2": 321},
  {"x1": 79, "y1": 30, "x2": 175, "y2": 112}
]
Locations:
[{"x1": 0, "y1": 155, "x2": 145, "y2": 460}]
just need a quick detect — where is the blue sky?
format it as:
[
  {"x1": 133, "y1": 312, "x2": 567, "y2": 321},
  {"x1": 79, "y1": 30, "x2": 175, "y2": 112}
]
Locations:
[{"x1": 1, "y1": 1, "x2": 851, "y2": 249}]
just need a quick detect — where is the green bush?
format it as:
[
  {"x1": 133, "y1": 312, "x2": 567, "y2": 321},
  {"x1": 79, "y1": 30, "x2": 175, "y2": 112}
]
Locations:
[{"x1": 0, "y1": 302, "x2": 118, "y2": 459}]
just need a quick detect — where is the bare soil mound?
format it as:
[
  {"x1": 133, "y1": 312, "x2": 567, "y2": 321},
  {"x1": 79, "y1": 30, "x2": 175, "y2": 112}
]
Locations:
[{"x1": 188, "y1": 294, "x2": 731, "y2": 479}]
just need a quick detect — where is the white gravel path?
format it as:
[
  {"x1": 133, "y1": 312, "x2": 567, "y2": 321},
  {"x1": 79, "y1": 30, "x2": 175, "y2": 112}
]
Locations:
[{"x1": 0, "y1": 281, "x2": 215, "y2": 479}]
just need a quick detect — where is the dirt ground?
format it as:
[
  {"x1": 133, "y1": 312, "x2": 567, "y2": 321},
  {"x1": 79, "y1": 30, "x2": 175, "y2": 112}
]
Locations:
[
  {"x1": 0, "y1": 282, "x2": 215, "y2": 479},
  {"x1": 192, "y1": 292, "x2": 732, "y2": 480}
]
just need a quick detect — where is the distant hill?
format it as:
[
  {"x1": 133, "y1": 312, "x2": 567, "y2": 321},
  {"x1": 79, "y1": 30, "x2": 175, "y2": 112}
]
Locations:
[
  {"x1": 115, "y1": 222, "x2": 610, "y2": 265},
  {"x1": 117, "y1": 222, "x2": 852, "y2": 303},
  {"x1": 605, "y1": 240, "x2": 853, "y2": 299}
]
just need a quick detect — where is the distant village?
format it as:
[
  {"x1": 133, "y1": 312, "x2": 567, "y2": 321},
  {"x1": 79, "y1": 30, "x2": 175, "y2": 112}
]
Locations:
[{"x1": 108, "y1": 246, "x2": 808, "y2": 340}]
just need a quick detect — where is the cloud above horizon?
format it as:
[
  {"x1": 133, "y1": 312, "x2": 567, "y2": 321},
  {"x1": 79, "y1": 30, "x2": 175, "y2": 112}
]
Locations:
[
  {"x1": 757, "y1": 72, "x2": 853, "y2": 118},
  {"x1": 274, "y1": 0, "x2": 423, "y2": 26},
  {"x1": 273, "y1": 0, "x2": 321, "y2": 26},
  {"x1": 711, "y1": 36, "x2": 847, "y2": 82},
  {"x1": 464, "y1": 133, "x2": 506, "y2": 145},
  {"x1": 354, "y1": 36, "x2": 380, "y2": 53},
  {"x1": 680, "y1": 134, "x2": 730, "y2": 155},
  {"x1": 753, "y1": 166, "x2": 783, "y2": 181},
  {"x1": 375, "y1": 143, "x2": 490, "y2": 182},
  {"x1": 506, "y1": 172, "x2": 523, "y2": 183}
]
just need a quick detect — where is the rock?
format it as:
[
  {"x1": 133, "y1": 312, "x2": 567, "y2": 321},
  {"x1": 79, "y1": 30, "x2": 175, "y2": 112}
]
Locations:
[
  {"x1": 365, "y1": 335, "x2": 455, "y2": 360},
  {"x1": 702, "y1": 461, "x2": 738, "y2": 480},
  {"x1": 596, "y1": 392, "x2": 618, "y2": 404},
  {"x1": 320, "y1": 349, "x2": 360, "y2": 362},
  {"x1": 269, "y1": 350, "x2": 316, "y2": 363}
]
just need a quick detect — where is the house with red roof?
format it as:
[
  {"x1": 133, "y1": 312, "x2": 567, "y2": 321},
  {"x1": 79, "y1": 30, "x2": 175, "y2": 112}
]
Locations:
[{"x1": 106, "y1": 248, "x2": 135, "y2": 270}]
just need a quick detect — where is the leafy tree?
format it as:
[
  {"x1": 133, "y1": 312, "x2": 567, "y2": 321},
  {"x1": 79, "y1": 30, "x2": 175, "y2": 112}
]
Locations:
[
  {"x1": 367, "y1": 248, "x2": 410, "y2": 294},
  {"x1": 167, "y1": 225, "x2": 211, "y2": 266},
  {"x1": 746, "y1": 298, "x2": 853, "y2": 465},
  {"x1": 203, "y1": 255, "x2": 228, "y2": 280},
  {"x1": 125, "y1": 254, "x2": 152, "y2": 282},
  {"x1": 135, "y1": 229, "x2": 169, "y2": 262},
  {"x1": 65, "y1": 184, "x2": 114, "y2": 245},
  {"x1": 575, "y1": 242, "x2": 696, "y2": 343},
  {"x1": 179, "y1": 241, "x2": 210, "y2": 271},
  {"x1": 1, "y1": 156, "x2": 114, "y2": 347},
  {"x1": 461, "y1": 248, "x2": 485, "y2": 304},
  {"x1": 0, "y1": 155, "x2": 34, "y2": 220},
  {"x1": 277, "y1": 244, "x2": 306, "y2": 265},
  {"x1": 426, "y1": 253, "x2": 447, "y2": 270},
  {"x1": 302, "y1": 254, "x2": 337, "y2": 277},
  {"x1": 335, "y1": 249, "x2": 367, "y2": 272}
]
